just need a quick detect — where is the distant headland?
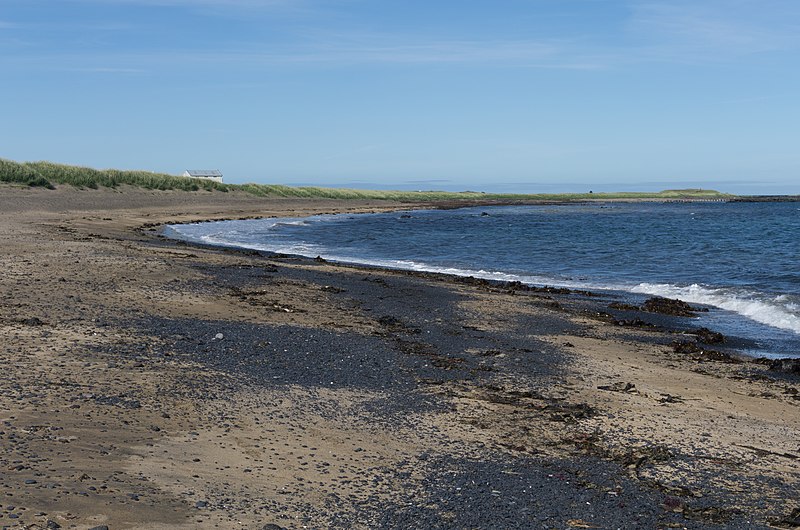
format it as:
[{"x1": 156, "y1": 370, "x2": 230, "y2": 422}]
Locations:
[{"x1": 1, "y1": 157, "x2": 796, "y2": 202}]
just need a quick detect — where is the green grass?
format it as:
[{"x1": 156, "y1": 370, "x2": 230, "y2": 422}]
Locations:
[
  {"x1": 1, "y1": 157, "x2": 735, "y2": 201},
  {"x1": 1, "y1": 158, "x2": 230, "y2": 192}
]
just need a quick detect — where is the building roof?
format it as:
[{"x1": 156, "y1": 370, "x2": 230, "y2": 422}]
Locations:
[{"x1": 184, "y1": 170, "x2": 222, "y2": 177}]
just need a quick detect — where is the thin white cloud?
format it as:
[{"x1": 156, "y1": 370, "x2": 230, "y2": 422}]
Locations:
[
  {"x1": 6, "y1": 1, "x2": 799, "y2": 73},
  {"x1": 0, "y1": 35, "x2": 611, "y2": 71},
  {"x1": 627, "y1": 0, "x2": 800, "y2": 58},
  {"x1": 60, "y1": 66, "x2": 147, "y2": 73},
  {"x1": 280, "y1": 38, "x2": 577, "y2": 66},
  {"x1": 60, "y1": 0, "x2": 301, "y2": 7},
  {"x1": 64, "y1": 0, "x2": 286, "y2": 4}
]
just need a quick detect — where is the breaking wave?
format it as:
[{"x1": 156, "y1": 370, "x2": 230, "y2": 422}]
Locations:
[
  {"x1": 164, "y1": 202, "x2": 800, "y2": 357},
  {"x1": 631, "y1": 283, "x2": 800, "y2": 335}
]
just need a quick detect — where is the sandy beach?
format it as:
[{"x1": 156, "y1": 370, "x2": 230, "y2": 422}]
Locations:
[{"x1": 1, "y1": 184, "x2": 798, "y2": 529}]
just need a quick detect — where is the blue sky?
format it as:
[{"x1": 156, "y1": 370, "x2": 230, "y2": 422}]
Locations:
[{"x1": 1, "y1": 0, "x2": 798, "y2": 193}]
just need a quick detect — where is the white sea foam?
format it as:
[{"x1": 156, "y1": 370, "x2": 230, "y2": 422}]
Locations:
[
  {"x1": 347, "y1": 260, "x2": 798, "y2": 336},
  {"x1": 631, "y1": 283, "x2": 800, "y2": 335},
  {"x1": 164, "y1": 221, "x2": 800, "y2": 338},
  {"x1": 360, "y1": 259, "x2": 800, "y2": 337},
  {"x1": 272, "y1": 220, "x2": 311, "y2": 228},
  {"x1": 198, "y1": 234, "x2": 323, "y2": 256},
  {"x1": 317, "y1": 255, "x2": 587, "y2": 289}
]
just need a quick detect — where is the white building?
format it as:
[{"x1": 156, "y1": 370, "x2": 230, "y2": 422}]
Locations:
[{"x1": 182, "y1": 170, "x2": 223, "y2": 183}]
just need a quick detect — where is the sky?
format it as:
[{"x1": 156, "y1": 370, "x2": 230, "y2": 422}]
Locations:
[{"x1": 1, "y1": 0, "x2": 798, "y2": 193}]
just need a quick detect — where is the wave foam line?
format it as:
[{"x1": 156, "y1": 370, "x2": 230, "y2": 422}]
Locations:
[
  {"x1": 315, "y1": 254, "x2": 599, "y2": 291},
  {"x1": 632, "y1": 283, "x2": 800, "y2": 335},
  {"x1": 165, "y1": 224, "x2": 800, "y2": 336}
]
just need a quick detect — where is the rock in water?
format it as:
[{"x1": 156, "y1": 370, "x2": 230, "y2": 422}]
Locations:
[
  {"x1": 768, "y1": 358, "x2": 800, "y2": 375},
  {"x1": 642, "y1": 297, "x2": 702, "y2": 317},
  {"x1": 695, "y1": 327, "x2": 725, "y2": 344}
]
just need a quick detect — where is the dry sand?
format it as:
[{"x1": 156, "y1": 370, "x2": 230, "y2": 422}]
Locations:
[{"x1": 0, "y1": 184, "x2": 798, "y2": 529}]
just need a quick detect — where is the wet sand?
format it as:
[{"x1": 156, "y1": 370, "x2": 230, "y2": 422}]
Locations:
[{"x1": 1, "y1": 185, "x2": 798, "y2": 529}]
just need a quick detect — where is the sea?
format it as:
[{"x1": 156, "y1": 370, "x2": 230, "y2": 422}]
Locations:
[{"x1": 164, "y1": 201, "x2": 800, "y2": 359}]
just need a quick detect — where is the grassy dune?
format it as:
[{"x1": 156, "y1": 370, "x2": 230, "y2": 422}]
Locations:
[
  {"x1": 0, "y1": 159, "x2": 230, "y2": 192},
  {"x1": 1, "y1": 158, "x2": 734, "y2": 201}
]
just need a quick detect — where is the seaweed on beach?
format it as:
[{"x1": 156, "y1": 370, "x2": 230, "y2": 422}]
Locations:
[
  {"x1": 671, "y1": 341, "x2": 741, "y2": 363},
  {"x1": 642, "y1": 297, "x2": 708, "y2": 317}
]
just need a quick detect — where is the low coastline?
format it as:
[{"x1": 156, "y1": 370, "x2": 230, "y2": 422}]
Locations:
[
  {"x1": 161, "y1": 222, "x2": 776, "y2": 361},
  {"x1": 164, "y1": 203, "x2": 800, "y2": 360},
  {"x1": 1, "y1": 185, "x2": 798, "y2": 529}
]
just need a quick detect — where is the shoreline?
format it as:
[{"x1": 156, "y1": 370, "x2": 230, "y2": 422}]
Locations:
[
  {"x1": 161, "y1": 206, "x2": 799, "y2": 361},
  {"x1": 161, "y1": 227, "x2": 791, "y2": 367},
  {"x1": 1, "y1": 185, "x2": 799, "y2": 529}
]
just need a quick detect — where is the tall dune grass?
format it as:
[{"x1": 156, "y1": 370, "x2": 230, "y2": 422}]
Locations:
[
  {"x1": 1, "y1": 158, "x2": 734, "y2": 201},
  {"x1": 1, "y1": 159, "x2": 230, "y2": 192}
]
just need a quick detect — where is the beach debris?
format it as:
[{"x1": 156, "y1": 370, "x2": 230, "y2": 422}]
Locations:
[
  {"x1": 613, "y1": 317, "x2": 659, "y2": 329},
  {"x1": 453, "y1": 275, "x2": 580, "y2": 294},
  {"x1": 536, "y1": 297, "x2": 560, "y2": 310},
  {"x1": 430, "y1": 356, "x2": 465, "y2": 370},
  {"x1": 681, "y1": 505, "x2": 738, "y2": 524},
  {"x1": 783, "y1": 387, "x2": 799, "y2": 400},
  {"x1": 642, "y1": 297, "x2": 706, "y2": 316},
  {"x1": 671, "y1": 341, "x2": 741, "y2": 363},
  {"x1": 597, "y1": 382, "x2": 637, "y2": 393},
  {"x1": 663, "y1": 495, "x2": 684, "y2": 512},
  {"x1": 583, "y1": 310, "x2": 615, "y2": 322},
  {"x1": 567, "y1": 519, "x2": 599, "y2": 528},
  {"x1": 376, "y1": 315, "x2": 420, "y2": 334},
  {"x1": 762, "y1": 358, "x2": 800, "y2": 375},
  {"x1": 548, "y1": 402, "x2": 595, "y2": 423},
  {"x1": 214, "y1": 333, "x2": 224, "y2": 340},
  {"x1": 620, "y1": 444, "x2": 673, "y2": 474},
  {"x1": 229, "y1": 287, "x2": 302, "y2": 312},
  {"x1": 672, "y1": 341, "x2": 703, "y2": 354},
  {"x1": 608, "y1": 302, "x2": 639, "y2": 311},
  {"x1": 734, "y1": 444, "x2": 799, "y2": 460},
  {"x1": 769, "y1": 507, "x2": 800, "y2": 529},
  {"x1": 417, "y1": 377, "x2": 446, "y2": 385},
  {"x1": 692, "y1": 327, "x2": 725, "y2": 344},
  {"x1": 658, "y1": 393, "x2": 684, "y2": 404},
  {"x1": 314, "y1": 255, "x2": 326, "y2": 262},
  {"x1": 609, "y1": 298, "x2": 710, "y2": 317}
]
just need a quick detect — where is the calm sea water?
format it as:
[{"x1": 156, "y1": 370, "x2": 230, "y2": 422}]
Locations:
[{"x1": 165, "y1": 201, "x2": 800, "y2": 358}]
